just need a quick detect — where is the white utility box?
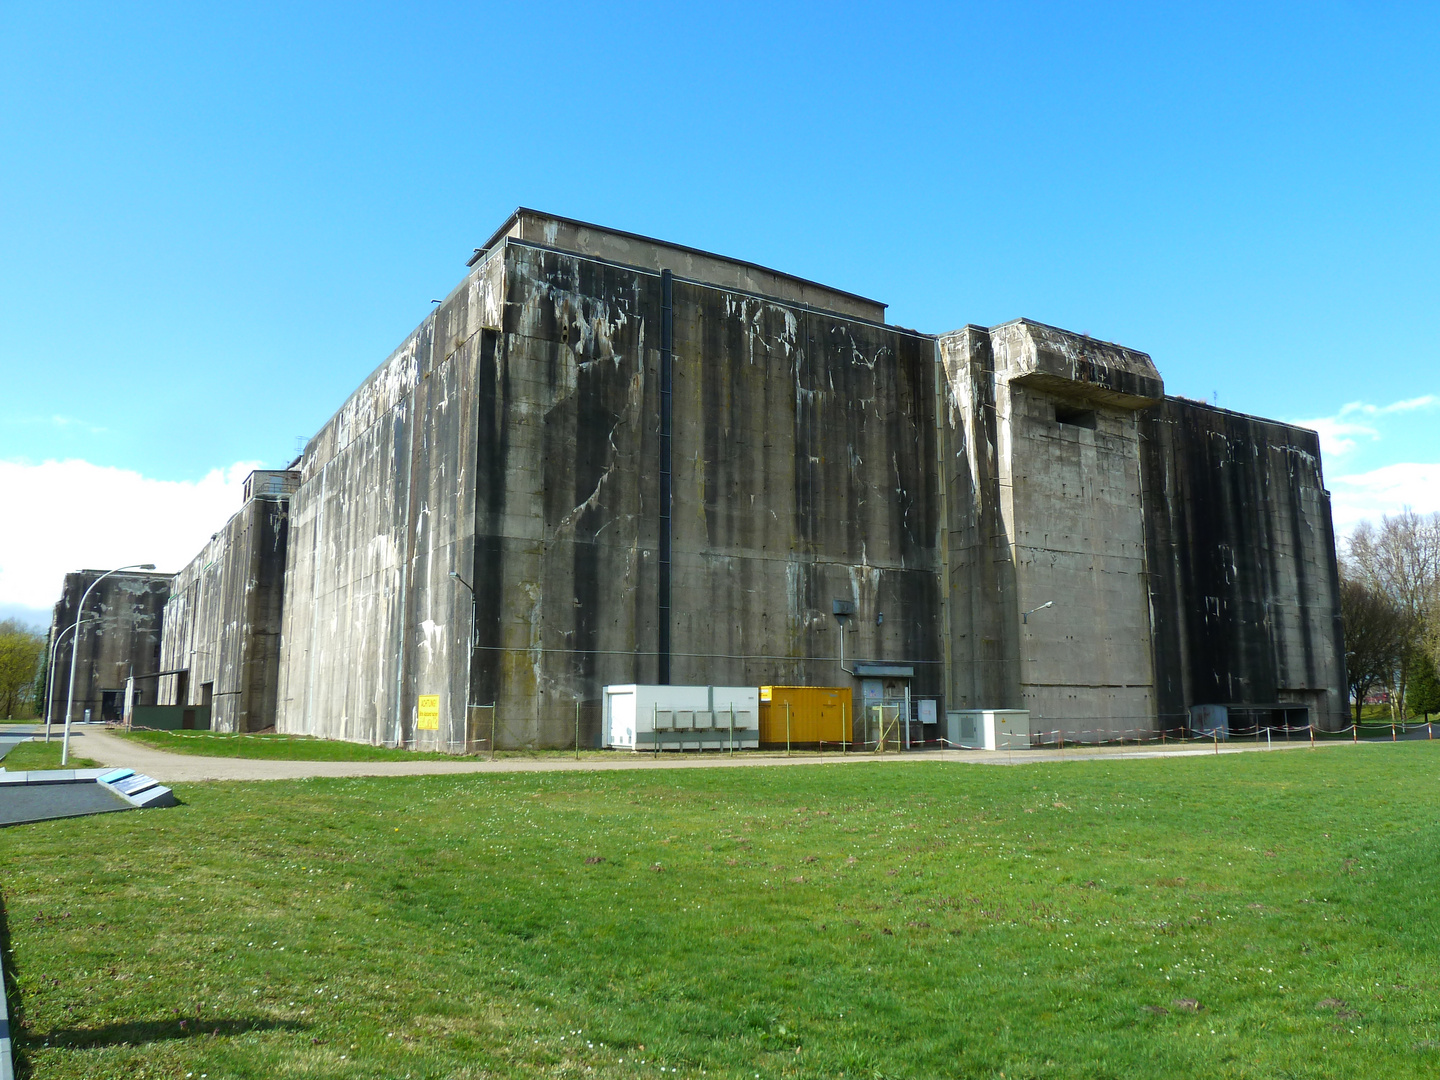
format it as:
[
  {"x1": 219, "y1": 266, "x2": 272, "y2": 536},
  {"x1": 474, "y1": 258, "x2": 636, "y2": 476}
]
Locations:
[
  {"x1": 945, "y1": 709, "x2": 1032, "y2": 750},
  {"x1": 603, "y1": 685, "x2": 760, "y2": 751}
]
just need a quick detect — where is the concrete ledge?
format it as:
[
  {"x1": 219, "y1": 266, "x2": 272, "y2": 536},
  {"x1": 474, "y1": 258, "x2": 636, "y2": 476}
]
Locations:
[
  {"x1": 127, "y1": 785, "x2": 178, "y2": 808},
  {"x1": 1, "y1": 902, "x2": 12, "y2": 1080},
  {"x1": 0, "y1": 768, "x2": 176, "y2": 825},
  {"x1": 0, "y1": 769, "x2": 109, "y2": 786},
  {"x1": 993, "y1": 318, "x2": 1165, "y2": 407}
]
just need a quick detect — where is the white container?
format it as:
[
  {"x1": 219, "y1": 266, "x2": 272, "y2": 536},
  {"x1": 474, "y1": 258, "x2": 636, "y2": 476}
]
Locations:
[
  {"x1": 603, "y1": 685, "x2": 760, "y2": 751},
  {"x1": 945, "y1": 709, "x2": 1032, "y2": 750}
]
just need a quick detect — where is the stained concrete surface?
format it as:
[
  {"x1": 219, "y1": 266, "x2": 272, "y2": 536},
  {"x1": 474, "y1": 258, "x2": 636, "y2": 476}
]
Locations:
[
  {"x1": 47, "y1": 571, "x2": 172, "y2": 724},
  {"x1": 1141, "y1": 401, "x2": 1345, "y2": 728},
  {"x1": 159, "y1": 471, "x2": 297, "y2": 732},
  {"x1": 277, "y1": 229, "x2": 945, "y2": 752}
]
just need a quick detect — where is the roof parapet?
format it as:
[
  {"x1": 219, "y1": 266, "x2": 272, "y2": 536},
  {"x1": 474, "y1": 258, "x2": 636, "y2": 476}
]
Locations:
[{"x1": 474, "y1": 208, "x2": 888, "y2": 323}]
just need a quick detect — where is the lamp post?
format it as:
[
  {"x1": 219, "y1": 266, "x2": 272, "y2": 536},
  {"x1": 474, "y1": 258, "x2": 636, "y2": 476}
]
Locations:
[
  {"x1": 62, "y1": 563, "x2": 156, "y2": 765},
  {"x1": 43, "y1": 617, "x2": 97, "y2": 743},
  {"x1": 448, "y1": 571, "x2": 476, "y2": 653},
  {"x1": 1021, "y1": 601, "x2": 1054, "y2": 624}
]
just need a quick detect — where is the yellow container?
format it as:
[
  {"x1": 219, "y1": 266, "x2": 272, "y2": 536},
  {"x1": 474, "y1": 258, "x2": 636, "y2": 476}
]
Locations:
[{"x1": 758, "y1": 686, "x2": 853, "y2": 747}]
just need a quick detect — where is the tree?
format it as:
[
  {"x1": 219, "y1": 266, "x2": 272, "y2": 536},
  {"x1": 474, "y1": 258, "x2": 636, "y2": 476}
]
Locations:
[
  {"x1": 1339, "y1": 577, "x2": 1406, "y2": 722},
  {"x1": 1346, "y1": 511, "x2": 1440, "y2": 718},
  {"x1": 1410, "y1": 651, "x2": 1440, "y2": 720},
  {"x1": 0, "y1": 618, "x2": 46, "y2": 719},
  {"x1": 32, "y1": 647, "x2": 49, "y2": 721}
]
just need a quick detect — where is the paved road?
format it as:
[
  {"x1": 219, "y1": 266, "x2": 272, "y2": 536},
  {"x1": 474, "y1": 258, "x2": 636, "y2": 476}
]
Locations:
[{"x1": 37, "y1": 724, "x2": 1367, "y2": 784}]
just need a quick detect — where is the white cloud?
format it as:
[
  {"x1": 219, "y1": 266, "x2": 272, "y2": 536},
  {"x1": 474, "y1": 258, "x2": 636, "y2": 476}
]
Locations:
[
  {"x1": 6, "y1": 413, "x2": 109, "y2": 435},
  {"x1": 1293, "y1": 416, "x2": 1377, "y2": 457},
  {"x1": 1328, "y1": 462, "x2": 1440, "y2": 542},
  {"x1": 1342, "y1": 395, "x2": 1438, "y2": 416},
  {"x1": 1291, "y1": 395, "x2": 1439, "y2": 459},
  {"x1": 48, "y1": 414, "x2": 108, "y2": 435},
  {"x1": 0, "y1": 458, "x2": 263, "y2": 611}
]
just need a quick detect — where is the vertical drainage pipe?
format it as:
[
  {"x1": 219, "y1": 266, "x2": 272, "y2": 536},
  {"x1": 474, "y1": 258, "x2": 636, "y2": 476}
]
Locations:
[
  {"x1": 658, "y1": 269, "x2": 673, "y2": 685},
  {"x1": 393, "y1": 375, "x2": 418, "y2": 749}
]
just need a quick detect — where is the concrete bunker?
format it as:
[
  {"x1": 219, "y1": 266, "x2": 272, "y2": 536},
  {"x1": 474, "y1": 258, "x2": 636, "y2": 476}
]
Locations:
[{"x1": 47, "y1": 210, "x2": 1347, "y2": 751}]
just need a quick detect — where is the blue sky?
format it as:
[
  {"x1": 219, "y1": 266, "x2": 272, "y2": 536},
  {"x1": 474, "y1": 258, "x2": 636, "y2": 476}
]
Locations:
[{"x1": 2, "y1": 1, "x2": 1437, "y2": 622}]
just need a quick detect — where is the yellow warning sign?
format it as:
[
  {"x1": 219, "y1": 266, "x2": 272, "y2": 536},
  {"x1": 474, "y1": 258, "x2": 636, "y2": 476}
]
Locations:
[
  {"x1": 759, "y1": 686, "x2": 772, "y2": 702},
  {"x1": 417, "y1": 695, "x2": 440, "y2": 730}
]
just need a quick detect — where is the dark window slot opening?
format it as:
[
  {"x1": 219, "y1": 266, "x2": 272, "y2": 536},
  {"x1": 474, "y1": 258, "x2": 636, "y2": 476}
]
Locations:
[{"x1": 1056, "y1": 405, "x2": 1097, "y2": 429}]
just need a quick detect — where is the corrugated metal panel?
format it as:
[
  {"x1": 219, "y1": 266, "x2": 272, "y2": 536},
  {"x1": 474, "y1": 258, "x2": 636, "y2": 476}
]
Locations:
[{"x1": 758, "y1": 686, "x2": 853, "y2": 746}]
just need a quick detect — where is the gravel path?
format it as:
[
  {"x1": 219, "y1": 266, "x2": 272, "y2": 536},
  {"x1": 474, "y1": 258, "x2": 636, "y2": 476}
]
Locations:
[{"x1": 47, "y1": 725, "x2": 1339, "y2": 784}]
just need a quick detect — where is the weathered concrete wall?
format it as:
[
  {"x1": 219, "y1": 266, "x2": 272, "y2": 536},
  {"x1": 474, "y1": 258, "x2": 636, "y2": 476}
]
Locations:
[
  {"x1": 487, "y1": 243, "x2": 942, "y2": 748},
  {"x1": 158, "y1": 471, "x2": 296, "y2": 732},
  {"x1": 938, "y1": 327, "x2": 1019, "y2": 712},
  {"x1": 1139, "y1": 399, "x2": 1347, "y2": 730},
  {"x1": 279, "y1": 233, "x2": 941, "y2": 749},
  {"x1": 47, "y1": 571, "x2": 171, "y2": 723},
  {"x1": 940, "y1": 321, "x2": 1161, "y2": 740},
  {"x1": 277, "y1": 252, "x2": 505, "y2": 749}
]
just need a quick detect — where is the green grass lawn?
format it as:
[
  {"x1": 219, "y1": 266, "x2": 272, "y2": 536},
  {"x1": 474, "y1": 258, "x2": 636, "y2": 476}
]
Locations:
[
  {"x1": 1353, "y1": 704, "x2": 1438, "y2": 725},
  {"x1": 112, "y1": 728, "x2": 495, "y2": 762},
  {"x1": 3, "y1": 746, "x2": 1439, "y2": 1079},
  {"x1": 112, "y1": 728, "x2": 823, "y2": 763},
  {"x1": 2, "y1": 738, "x2": 98, "y2": 770}
]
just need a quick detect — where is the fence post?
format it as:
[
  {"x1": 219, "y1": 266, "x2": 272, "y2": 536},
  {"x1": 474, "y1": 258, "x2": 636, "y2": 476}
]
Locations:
[
  {"x1": 491, "y1": 706, "x2": 497, "y2": 762},
  {"x1": 1310, "y1": 725, "x2": 1316, "y2": 749},
  {"x1": 575, "y1": 700, "x2": 580, "y2": 761}
]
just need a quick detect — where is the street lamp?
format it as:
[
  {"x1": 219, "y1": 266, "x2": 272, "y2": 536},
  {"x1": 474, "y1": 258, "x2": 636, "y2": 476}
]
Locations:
[
  {"x1": 1021, "y1": 601, "x2": 1054, "y2": 624},
  {"x1": 449, "y1": 571, "x2": 476, "y2": 647},
  {"x1": 43, "y1": 617, "x2": 97, "y2": 743},
  {"x1": 62, "y1": 563, "x2": 156, "y2": 765}
]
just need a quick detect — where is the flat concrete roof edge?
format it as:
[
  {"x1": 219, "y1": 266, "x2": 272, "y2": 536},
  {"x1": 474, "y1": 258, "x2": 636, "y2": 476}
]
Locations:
[
  {"x1": 483, "y1": 207, "x2": 888, "y2": 312},
  {"x1": 990, "y1": 317, "x2": 1156, "y2": 361},
  {"x1": 503, "y1": 237, "x2": 931, "y2": 338},
  {"x1": 1164, "y1": 395, "x2": 1324, "y2": 437}
]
